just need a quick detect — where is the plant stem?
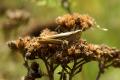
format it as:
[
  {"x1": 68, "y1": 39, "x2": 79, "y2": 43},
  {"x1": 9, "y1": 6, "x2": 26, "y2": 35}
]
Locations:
[
  {"x1": 96, "y1": 71, "x2": 101, "y2": 80},
  {"x1": 68, "y1": 59, "x2": 77, "y2": 80},
  {"x1": 43, "y1": 58, "x2": 54, "y2": 80},
  {"x1": 96, "y1": 60, "x2": 104, "y2": 80}
]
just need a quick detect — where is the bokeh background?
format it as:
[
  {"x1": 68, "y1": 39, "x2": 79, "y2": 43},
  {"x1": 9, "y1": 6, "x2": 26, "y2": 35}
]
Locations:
[{"x1": 0, "y1": 0, "x2": 120, "y2": 80}]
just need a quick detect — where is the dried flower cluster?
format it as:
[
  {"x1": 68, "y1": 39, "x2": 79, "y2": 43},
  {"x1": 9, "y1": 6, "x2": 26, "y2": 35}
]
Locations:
[
  {"x1": 56, "y1": 13, "x2": 95, "y2": 31},
  {"x1": 8, "y1": 13, "x2": 120, "y2": 80},
  {"x1": 1, "y1": 9, "x2": 30, "y2": 40},
  {"x1": 6, "y1": 9, "x2": 30, "y2": 24}
]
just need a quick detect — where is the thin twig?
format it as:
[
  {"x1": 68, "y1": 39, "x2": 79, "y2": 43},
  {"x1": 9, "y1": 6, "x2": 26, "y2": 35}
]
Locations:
[
  {"x1": 74, "y1": 61, "x2": 86, "y2": 70},
  {"x1": 62, "y1": 66, "x2": 70, "y2": 74},
  {"x1": 96, "y1": 71, "x2": 101, "y2": 80},
  {"x1": 53, "y1": 64, "x2": 59, "y2": 71}
]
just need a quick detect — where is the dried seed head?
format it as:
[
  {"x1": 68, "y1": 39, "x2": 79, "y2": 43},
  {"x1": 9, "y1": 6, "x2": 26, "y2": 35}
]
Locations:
[
  {"x1": 56, "y1": 13, "x2": 95, "y2": 31},
  {"x1": 66, "y1": 39, "x2": 120, "y2": 61},
  {"x1": 68, "y1": 46, "x2": 76, "y2": 55},
  {"x1": 7, "y1": 41, "x2": 18, "y2": 50},
  {"x1": 6, "y1": 9, "x2": 30, "y2": 24}
]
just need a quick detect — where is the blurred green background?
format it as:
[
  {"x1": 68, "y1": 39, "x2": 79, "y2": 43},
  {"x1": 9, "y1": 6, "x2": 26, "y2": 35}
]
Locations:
[{"x1": 0, "y1": 0, "x2": 120, "y2": 80}]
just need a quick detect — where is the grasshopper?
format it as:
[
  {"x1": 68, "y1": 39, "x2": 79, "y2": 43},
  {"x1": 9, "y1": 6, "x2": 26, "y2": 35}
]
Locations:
[{"x1": 38, "y1": 30, "x2": 82, "y2": 45}]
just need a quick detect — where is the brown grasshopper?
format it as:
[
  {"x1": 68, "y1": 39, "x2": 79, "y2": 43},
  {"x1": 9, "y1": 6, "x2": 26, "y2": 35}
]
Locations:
[{"x1": 38, "y1": 29, "x2": 82, "y2": 45}]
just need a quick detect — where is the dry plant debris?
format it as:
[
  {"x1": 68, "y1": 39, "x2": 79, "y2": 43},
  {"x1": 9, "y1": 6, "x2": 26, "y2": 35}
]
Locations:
[
  {"x1": 6, "y1": 9, "x2": 30, "y2": 23},
  {"x1": 8, "y1": 13, "x2": 120, "y2": 80},
  {"x1": 56, "y1": 13, "x2": 95, "y2": 31},
  {"x1": 1, "y1": 9, "x2": 30, "y2": 41}
]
